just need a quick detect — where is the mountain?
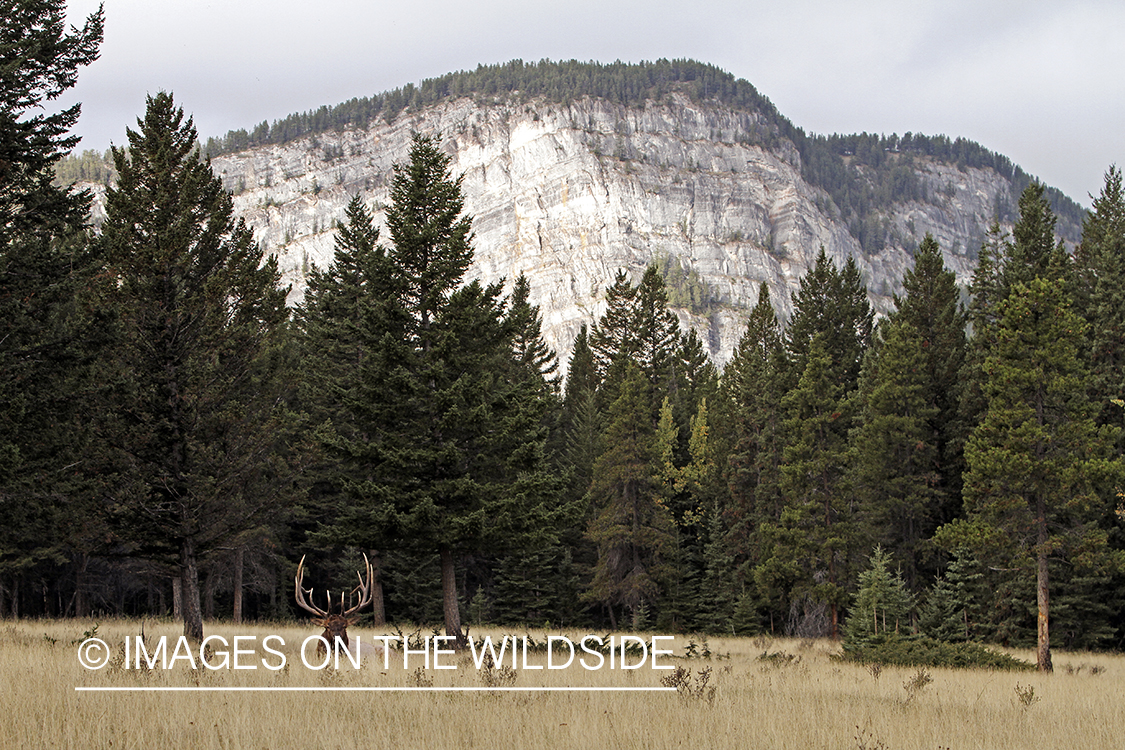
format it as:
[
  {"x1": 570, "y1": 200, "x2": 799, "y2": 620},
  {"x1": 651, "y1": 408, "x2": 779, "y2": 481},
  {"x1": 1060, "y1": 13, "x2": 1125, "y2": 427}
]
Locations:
[{"x1": 69, "y1": 60, "x2": 1087, "y2": 370}]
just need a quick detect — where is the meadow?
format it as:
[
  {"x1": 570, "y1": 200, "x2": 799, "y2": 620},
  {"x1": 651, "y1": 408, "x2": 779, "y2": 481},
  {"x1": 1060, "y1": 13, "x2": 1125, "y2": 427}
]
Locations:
[{"x1": 2, "y1": 618, "x2": 1122, "y2": 749}]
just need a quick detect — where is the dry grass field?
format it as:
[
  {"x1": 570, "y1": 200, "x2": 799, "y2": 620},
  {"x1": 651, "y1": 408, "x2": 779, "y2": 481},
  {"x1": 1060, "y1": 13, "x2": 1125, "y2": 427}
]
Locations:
[{"x1": 2, "y1": 618, "x2": 1122, "y2": 749}]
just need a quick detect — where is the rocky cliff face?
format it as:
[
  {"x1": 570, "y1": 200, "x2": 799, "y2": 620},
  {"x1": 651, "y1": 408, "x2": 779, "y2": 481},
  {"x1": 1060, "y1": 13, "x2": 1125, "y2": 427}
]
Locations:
[{"x1": 205, "y1": 94, "x2": 1018, "y2": 371}]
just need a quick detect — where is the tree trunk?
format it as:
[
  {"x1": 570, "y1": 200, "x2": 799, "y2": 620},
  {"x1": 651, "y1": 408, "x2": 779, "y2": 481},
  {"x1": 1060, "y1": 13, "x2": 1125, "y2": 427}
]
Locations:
[
  {"x1": 75, "y1": 552, "x2": 89, "y2": 618},
  {"x1": 1036, "y1": 495, "x2": 1052, "y2": 672},
  {"x1": 369, "y1": 550, "x2": 385, "y2": 627},
  {"x1": 203, "y1": 568, "x2": 215, "y2": 621},
  {"x1": 172, "y1": 576, "x2": 182, "y2": 621},
  {"x1": 180, "y1": 538, "x2": 204, "y2": 642},
  {"x1": 232, "y1": 547, "x2": 244, "y2": 624},
  {"x1": 439, "y1": 545, "x2": 464, "y2": 648}
]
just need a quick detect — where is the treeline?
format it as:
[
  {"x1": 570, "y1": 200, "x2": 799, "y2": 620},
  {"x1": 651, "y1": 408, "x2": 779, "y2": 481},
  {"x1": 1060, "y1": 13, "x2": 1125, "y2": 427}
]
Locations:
[
  {"x1": 6, "y1": 6, "x2": 1124, "y2": 669},
  {"x1": 198, "y1": 59, "x2": 790, "y2": 158}
]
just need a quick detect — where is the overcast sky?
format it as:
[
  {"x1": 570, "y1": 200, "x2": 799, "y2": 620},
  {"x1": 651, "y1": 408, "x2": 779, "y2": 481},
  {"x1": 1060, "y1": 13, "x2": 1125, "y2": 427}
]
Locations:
[{"x1": 59, "y1": 0, "x2": 1123, "y2": 207}]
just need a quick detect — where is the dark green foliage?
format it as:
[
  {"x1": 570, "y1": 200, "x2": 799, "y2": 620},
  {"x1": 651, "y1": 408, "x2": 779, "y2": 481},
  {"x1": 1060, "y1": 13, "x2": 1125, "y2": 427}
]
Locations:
[
  {"x1": 99, "y1": 93, "x2": 293, "y2": 641},
  {"x1": 785, "y1": 248, "x2": 873, "y2": 389},
  {"x1": 840, "y1": 633, "x2": 1033, "y2": 670},
  {"x1": 0, "y1": 0, "x2": 103, "y2": 245},
  {"x1": 918, "y1": 548, "x2": 986, "y2": 643},
  {"x1": 848, "y1": 317, "x2": 941, "y2": 588},
  {"x1": 584, "y1": 364, "x2": 677, "y2": 629}
]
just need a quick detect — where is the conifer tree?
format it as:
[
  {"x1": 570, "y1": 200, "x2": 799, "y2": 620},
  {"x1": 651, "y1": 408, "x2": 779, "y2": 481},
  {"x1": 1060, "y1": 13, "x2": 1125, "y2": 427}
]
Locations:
[
  {"x1": 777, "y1": 335, "x2": 857, "y2": 637},
  {"x1": 99, "y1": 93, "x2": 292, "y2": 642},
  {"x1": 589, "y1": 270, "x2": 636, "y2": 388},
  {"x1": 0, "y1": 0, "x2": 104, "y2": 608},
  {"x1": 1077, "y1": 167, "x2": 1125, "y2": 437},
  {"x1": 848, "y1": 317, "x2": 940, "y2": 588},
  {"x1": 918, "y1": 548, "x2": 985, "y2": 642},
  {"x1": 937, "y1": 276, "x2": 1122, "y2": 671},
  {"x1": 584, "y1": 363, "x2": 676, "y2": 629},
  {"x1": 723, "y1": 284, "x2": 788, "y2": 627},
  {"x1": 843, "y1": 547, "x2": 915, "y2": 647},
  {"x1": 313, "y1": 135, "x2": 561, "y2": 645},
  {"x1": 890, "y1": 233, "x2": 967, "y2": 516}
]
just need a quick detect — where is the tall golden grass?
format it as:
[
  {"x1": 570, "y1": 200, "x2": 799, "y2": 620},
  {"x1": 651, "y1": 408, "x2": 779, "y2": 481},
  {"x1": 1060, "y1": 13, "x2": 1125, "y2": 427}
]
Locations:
[{"x1": 3, "y1": 618, "x2": 1122, "y2": 749}]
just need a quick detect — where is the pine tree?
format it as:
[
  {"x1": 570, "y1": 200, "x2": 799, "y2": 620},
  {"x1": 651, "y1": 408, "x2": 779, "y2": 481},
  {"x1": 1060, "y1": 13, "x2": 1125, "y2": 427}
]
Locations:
[
  {"x1": 99, "y1": 93, "x2": 293, "y2": 642},
  {"x1": 0, "y1": 0, "x2": 104, "y2": 611},
  {"x1": 584, "y1": 363, "x2": 676, "y2": 629},
  {"x1": 848, "y1": 317, "x2": 940, "y2": 589},
  {"x1": 937, "y1": 276, "x2": 1122, "y2": 670}
]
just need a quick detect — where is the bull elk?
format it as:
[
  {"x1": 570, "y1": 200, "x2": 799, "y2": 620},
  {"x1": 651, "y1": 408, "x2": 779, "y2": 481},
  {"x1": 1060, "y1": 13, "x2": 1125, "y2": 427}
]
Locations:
[{"x1": 295, "y1": 553, "x2": 384, "y2": 662}]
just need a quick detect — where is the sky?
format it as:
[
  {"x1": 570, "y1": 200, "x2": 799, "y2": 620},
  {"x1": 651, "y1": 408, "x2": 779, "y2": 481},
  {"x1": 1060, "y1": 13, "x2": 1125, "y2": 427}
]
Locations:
[{"x1": 58, "y1": 0, "x2": 1124, "y2": 207}]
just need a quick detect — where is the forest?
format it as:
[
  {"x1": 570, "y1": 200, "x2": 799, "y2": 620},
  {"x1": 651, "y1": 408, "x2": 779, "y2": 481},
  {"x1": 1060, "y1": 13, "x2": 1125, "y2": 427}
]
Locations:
[{"x1": 4, "y1": 2, "x2": 1124, "y2": 673}]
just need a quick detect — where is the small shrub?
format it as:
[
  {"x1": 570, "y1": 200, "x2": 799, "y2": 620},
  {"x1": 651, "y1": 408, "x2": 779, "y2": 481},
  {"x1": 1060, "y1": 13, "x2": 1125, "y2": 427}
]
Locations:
[
  {"x1": 410, "y1": 667, "x2": 433, "y2": 688},
  {"x1": 854, "y1": 725, "x2": 889, "y2": 750},
  {"x1": 660, "y1": 665, "x2": 716, "y2": 704},
  {"x1": 839, "y1": 633, "x2": 1032, "y2": 670},
  {"x1": 1013, "y1": 682, "x2": 1039, "y2": 709},
  {"x1": 478, "y1": 653, "x2": 518, "y2": 688},
  {"x1": 758, "y1": 650, "x2": 801, "y2": 668},
  {"x1": 902, "y1": 667, "x2": 933, "y2": 703}
]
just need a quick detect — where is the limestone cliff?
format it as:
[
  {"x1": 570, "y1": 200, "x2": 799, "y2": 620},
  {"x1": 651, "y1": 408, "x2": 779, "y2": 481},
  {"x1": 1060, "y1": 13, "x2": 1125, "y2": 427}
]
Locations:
[{"x1": 191, "y1": 94, "x2": 1054, "y2": 370}]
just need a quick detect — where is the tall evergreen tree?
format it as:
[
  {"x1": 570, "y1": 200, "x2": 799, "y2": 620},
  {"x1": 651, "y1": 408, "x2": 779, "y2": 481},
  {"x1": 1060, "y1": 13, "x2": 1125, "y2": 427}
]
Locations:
[
  {"x1": 0, "y1": 0, "x2": 104, "y2": 613},
  {"x1": 1077, "y1": 167, "x2": 1125, "y2": 436},
  {"x1": 891, "y1": 234, "x2": 967, "y2": 516},
  {"x1": 99, "y1": 93, "x2": 293, "y2": 642},
  {"x1": 848, "y1": 317, "x2": 940, "y2": 589},
  {"x1": 584, "y1": 363, "x2": 676, "y2": 629},
  {"x1": 937, "y1": 276, "x2": 1122, "y2": 670},
  {"x1": 724, "y1": 284, "x2": 788, "y2": 628},
  {"x1": 313, "y1": 135, "x2": 560, "y2": 645},
  {"x1": 777, "y1": 335, "x2": 857, "y2": 637}
]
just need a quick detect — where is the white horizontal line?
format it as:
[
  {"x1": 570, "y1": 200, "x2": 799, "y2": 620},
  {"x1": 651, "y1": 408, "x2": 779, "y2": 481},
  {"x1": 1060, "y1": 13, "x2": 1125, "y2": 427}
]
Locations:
[{"x1": 75, "y1": 686, "x2": 676, "y2": 693}]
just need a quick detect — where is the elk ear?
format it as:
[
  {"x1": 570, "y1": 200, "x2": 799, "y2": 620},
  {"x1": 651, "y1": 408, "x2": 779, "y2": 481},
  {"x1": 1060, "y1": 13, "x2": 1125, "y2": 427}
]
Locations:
[{"x1": 346, "y1": 614, "x2": 360, "y2": 626}]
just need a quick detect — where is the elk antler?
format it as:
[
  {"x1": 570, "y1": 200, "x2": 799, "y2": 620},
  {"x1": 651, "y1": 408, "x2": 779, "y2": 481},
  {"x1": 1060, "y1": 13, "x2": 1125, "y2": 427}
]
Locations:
[
  {"x1": 343, "y1": 553, "x2": 373, "y2": 618},
  {"x1": 294, "y1": 554, "x2": 329, "y2": 618}
]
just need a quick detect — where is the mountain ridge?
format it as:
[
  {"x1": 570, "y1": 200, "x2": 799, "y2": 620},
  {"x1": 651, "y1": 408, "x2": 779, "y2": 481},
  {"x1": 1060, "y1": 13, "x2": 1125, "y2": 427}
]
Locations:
[{"x1": 61, "y1": 60, "x2": 1088, "y2": 371}]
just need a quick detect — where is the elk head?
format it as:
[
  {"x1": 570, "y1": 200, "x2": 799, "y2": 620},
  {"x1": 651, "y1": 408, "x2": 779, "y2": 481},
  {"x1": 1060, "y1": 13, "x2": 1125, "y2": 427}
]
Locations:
[{"x1": 294, "y1": 553, "x2": 373, "y2": 653}]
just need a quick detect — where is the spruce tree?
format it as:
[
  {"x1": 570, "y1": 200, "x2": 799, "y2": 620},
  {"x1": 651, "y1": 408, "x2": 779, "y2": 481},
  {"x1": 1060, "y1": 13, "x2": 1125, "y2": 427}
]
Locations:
[
  {"x1": 937, "y1": 276, "x2": 1122, "y2": 670},
  {"x1": 777, "y1": 335, "x2": 857, "y2": 637},
  {"x1": 848, "y1": 317, "x2": 940, "y2": 589},
  {"x1": 0, "y1": 0, "x2": 104, "y2": 610},
  {"x1": 584, "y1": 363, "x2": 676, "y2": 629},
  {"x1": 99, "y1": 93, "x2": 292, "y2": 642},
  {"x1": 918, "y1": 548, "x2": 985, "y2": 642},
  {"x1": 313, "y1": 135, "x2": 561, "y2": 645},
  {"x1": 891, "y1": 233, "x2": 967, "y2": 518},
  {"x1": 843, "y1": 547, "x2": 915, "y2": 647}
]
